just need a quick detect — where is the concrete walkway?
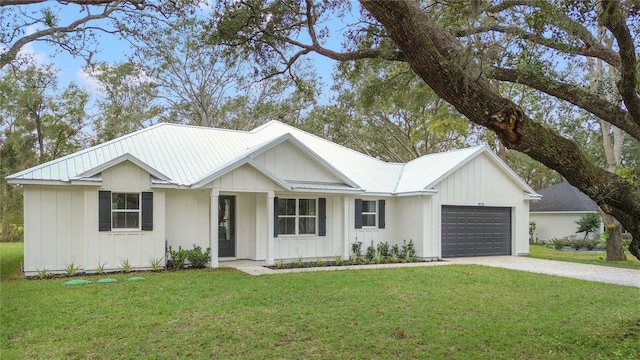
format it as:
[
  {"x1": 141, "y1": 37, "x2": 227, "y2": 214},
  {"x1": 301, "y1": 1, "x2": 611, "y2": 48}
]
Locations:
[{"x1": 221, "y1": 257, "x2": 640, "y2": 288}]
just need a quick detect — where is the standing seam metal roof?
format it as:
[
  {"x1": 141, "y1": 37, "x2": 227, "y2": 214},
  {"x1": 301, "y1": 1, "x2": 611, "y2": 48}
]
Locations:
[{"x1": 7, "y1": 121, "x2": 537, "y2": 196}]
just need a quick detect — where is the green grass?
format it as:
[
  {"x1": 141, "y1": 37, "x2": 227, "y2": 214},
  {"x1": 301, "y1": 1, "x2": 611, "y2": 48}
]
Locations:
[
  {"x1": 529, "y1": 243, "x2": 640, "y2": 270},
  {"x1": 1, "y1": 243, "x2": 639, "y2": 359},
  {"x1": 0, "y1": 242, "x2": 23, "y2": 281}
]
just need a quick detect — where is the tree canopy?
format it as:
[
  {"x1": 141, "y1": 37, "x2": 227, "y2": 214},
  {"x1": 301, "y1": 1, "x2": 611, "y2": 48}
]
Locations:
[{"x1": 213, "y1": 0, "x2": 640, "y2": 257}]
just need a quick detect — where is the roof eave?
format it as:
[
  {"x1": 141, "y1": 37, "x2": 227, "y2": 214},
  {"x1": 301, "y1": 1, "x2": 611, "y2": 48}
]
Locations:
[
  {"x1": 7, "y1": 179, "x2": 73, "y2": 186},
  {"x1": 287, "y1": 187, "x2": 364, "y2": 195},
  {"x1": 394, "y1": 190, "x2": 439, "y2": 197},
  {"x1": 77, "y1": 153, "x2": 171, "y2": 181}
]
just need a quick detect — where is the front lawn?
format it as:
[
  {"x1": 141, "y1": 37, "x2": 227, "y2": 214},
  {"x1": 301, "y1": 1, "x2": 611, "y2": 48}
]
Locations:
[
  {"x1": 1, "y1": 242, "x2": 639, "y2": 359},
  {"x1": 528, "y1": 243, "x2": 640, "y2": 270}
]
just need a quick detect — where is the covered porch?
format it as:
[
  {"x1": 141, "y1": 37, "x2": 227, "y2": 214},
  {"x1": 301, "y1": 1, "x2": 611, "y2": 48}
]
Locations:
[{"x1": 208, "y1": 189, "x2": 350, "y2": 268}]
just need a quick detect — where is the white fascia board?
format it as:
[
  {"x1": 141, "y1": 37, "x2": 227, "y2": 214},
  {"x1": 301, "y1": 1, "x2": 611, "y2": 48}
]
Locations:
[
  {"x1": 394, "y1": 190, "x2": 438, "y2": 197},
  {"x1": 526, "y1": 192, "x2": 543, "y2": 201},
  {"x1": 75, "y1": 153, "x2": 171, "y2": 182},
  {"x1": 7, "y1": 178, "x2": 102, "y2": 187},
  {"x1": 6, "y1": 179, "x2": 71, "y2": 186},
  {"x1": 69, "y1": 180, "x2": 103, "y2": 186},
  {"x1": 288, "y1": 188, "x2": 365, "y2": 195},
  {"x1": 356, "y1": 192, "x2": 396, "y2": 197}
]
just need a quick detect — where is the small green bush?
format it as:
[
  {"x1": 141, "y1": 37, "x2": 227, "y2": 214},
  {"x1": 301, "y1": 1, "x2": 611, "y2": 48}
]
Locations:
[
  {"x1": 584, "y1": 240, "x2": 598, "y2": 251},
  {"x1": 400, "y1": 239, "x2": 415, "y2": 261},
  {"x1": 572, "y1": 240, "x2": 585, "y2": 250},
  {"x1": 186, "y1": 245, "x2": 211, "y2": 269},
  {"x1": 377, "y1": 242, "x2": 390, "y2": 257},
  {"x1": 351, "y1": 241, "x2": 362, "y2": 260},
  {"x1": 552, "y1": 239, "x2": 565, "y2": 250},
  {"x1": 365, "y1": 242, "x2": 376, "y2": 261},
  {"x1": 168, "y1": 246, "x2": 188, "y2": 269}
]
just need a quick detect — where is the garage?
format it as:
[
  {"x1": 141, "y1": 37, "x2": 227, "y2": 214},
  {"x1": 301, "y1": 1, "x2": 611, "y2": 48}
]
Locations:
[{"x1": 441, "y1": 205, "x2": 512, "y2": 257}]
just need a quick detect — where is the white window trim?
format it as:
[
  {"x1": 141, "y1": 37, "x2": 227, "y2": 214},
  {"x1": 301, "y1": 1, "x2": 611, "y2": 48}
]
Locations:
[
  {"x1": 277, "y1": 197, "x2": 318, "y2": 236},
  {"x1": 111, "y1": 192, "x2": 141, "y2": 231}
]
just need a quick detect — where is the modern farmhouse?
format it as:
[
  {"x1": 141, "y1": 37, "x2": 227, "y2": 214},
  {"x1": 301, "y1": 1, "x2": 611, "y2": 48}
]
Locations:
[{"x1": 6, "y1": 121, "x2": 540, "y2": 275}]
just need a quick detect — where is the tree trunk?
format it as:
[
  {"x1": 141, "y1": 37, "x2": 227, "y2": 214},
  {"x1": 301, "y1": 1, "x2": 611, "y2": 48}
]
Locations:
[
  {"x1": 360, "y1": 0, "x2": 640, "y2": 260},
  {"x1": 603, "y1": 213, "x2": 626, "y2": 261}
]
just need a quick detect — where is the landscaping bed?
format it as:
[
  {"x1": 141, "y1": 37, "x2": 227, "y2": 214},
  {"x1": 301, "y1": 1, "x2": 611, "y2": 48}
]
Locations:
[{"x1": 268, "y1": 240, "x2": 430, "y2": 269}]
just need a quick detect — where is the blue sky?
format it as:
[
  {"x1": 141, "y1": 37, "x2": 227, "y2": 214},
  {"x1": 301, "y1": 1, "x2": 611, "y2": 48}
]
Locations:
[{"x1": 9, "y1": 0, "x2": 356, "y2": 103}]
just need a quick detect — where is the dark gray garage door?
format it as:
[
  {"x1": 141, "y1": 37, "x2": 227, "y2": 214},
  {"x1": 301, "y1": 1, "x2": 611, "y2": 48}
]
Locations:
[{"x1": 441, "y1": 205, "x2": 511, "y2": 257}]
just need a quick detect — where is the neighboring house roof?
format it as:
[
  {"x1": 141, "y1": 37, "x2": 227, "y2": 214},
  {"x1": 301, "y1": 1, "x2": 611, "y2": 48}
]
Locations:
[
  {"x1": 6, "y1": 120, "x2": 539, "y2": 196},
  {"x1": 529, "y1": 181, "x2": 598, "y2": 212}
]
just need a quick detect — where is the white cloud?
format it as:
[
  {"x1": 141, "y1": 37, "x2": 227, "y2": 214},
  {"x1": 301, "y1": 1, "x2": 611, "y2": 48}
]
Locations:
[
  {"x1": 77, "y1": 63, "x2": 158, "y2": 96},
  {"x1": 0, "y1": 24, "x2": 50, "y2": 67},
  {"x1": 77, "y1": 66, "x2": 106, "y2": 96},
  {"x1": 197, "y1": 0, "x2": 214, "y2": 12},
  {"x1": 18, "y1": 42, "x2": 49, "y2": 65}
]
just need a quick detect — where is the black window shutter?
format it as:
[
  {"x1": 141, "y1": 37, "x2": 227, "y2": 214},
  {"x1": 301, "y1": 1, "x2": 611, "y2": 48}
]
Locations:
[
  {"x1": 354, "y1": 199, "x2": 363, "y2": 229},
  {"x1": 273, "y1": 196, "x2": 278, "y2": 238},
  {"x1": 141, "y1": 192, "x2": 153, "y2": 231},
  {"x1": 98, "y1": 191, "x2": 112, "y2": 231},
  {"x1": 378, "y1": 200, "x2": 386, "y2": 229},
  {"x1": 318, "y1": 198, "x2": 326, "y2": 236}
]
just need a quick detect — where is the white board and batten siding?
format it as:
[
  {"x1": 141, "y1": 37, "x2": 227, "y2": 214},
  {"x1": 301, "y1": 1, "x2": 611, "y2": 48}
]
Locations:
[
  {"x1": 393, "y1": 196, "x2": 428, "y2": 257},
  {"x1": 210, "y1": 164, "x2": 280, "y2": 191},
  {"x1": 91, "y1": 161, "x2": 166, "y2": 271},
  {"x1": 23, "y1": 186, "x2": 86, "y2": 274},
  {"x1": 253, "y1": 142, "x2": 342, "y2": 183},
  {"x1": 426, "y1": 152, "x2": 531, "y2": 257},
  {"x1": 165, "y1": 190, "x2": 210, "y2": 253}
]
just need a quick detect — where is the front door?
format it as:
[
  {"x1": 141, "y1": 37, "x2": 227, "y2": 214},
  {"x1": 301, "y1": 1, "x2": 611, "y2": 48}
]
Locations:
[{"x1": 218, "y1": 196, "x2": 235, "y2": 257}]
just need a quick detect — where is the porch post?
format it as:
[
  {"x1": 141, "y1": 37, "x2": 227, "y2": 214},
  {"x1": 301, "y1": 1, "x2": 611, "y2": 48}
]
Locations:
[
  {"x1": 210, "y1": 189, "x2": 219, "y2": 268},
  {"x1": 266, "y1": 191, "x2": 275, "y2": 265},
  {"x1": 343, "y1": 197, "x2": 350, "y2": 259}
]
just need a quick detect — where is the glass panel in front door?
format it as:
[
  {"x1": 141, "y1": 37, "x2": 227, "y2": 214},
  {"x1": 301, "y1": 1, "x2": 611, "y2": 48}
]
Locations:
[{"x1": 218, "y1": 196, "x2": 235, "y2": 257}]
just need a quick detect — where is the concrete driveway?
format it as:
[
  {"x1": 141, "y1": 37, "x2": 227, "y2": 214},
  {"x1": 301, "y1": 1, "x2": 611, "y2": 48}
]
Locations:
[{"x1": 448, "y1": 256, "x2": 640, "y2": 288}]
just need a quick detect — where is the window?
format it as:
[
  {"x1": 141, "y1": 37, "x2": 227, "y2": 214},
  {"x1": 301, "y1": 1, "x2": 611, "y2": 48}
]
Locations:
[
  {"x1": 361, "y1": 200, "x2": 376, "y2": 227},
  {"x1": 99, "y1": 191, "x2": 153, "y2": 232},
  {"x1": 277, "y1": 198, "x2": 317, "y2": 235},
  {"x1": 277, "y1": 198, "x2": 297, "y2": 235},
  {"x1": 298, "y1": 199, "x2": 316, "y2": 235},
  {"x1": 355, "y1": 199, "x2": 385, "y2": 229},
  {"x1": 112, "y1": 193, "x2": 140, "y2": 229}
]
